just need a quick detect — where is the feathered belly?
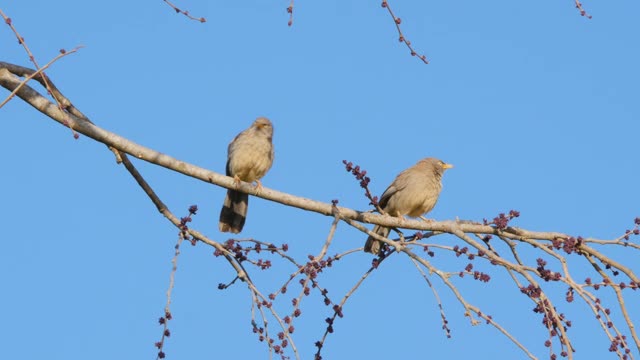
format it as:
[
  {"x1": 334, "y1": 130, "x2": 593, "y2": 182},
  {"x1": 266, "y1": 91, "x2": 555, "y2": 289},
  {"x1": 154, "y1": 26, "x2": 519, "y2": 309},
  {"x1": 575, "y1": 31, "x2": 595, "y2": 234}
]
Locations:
[{"x1": 228, "y1": 142, "x2": 273, "y2": 182}]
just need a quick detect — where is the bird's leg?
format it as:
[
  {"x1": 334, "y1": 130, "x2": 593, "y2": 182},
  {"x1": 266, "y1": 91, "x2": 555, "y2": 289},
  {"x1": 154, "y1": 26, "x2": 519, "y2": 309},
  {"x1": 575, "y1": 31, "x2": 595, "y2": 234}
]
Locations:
[
  {"x1": 419, "y1": 216, "x2": 434, "y2": 222},
  {"x1": 233, "y1": 175, "x2": 242, "y2": 188},
  {"x1": 254, "y1": 180, "x2": 263, "y2": 195}
]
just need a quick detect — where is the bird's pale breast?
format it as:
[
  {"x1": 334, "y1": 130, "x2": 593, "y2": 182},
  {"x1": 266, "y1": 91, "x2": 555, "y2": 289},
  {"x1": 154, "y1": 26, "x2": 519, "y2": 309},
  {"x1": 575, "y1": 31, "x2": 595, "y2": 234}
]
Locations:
[
  {"x1": 384, "y1": 170, "x2": 442, "y2": 218},
  {"x1": 228, "y1": 132, "x2": 273, "y2": 182}
]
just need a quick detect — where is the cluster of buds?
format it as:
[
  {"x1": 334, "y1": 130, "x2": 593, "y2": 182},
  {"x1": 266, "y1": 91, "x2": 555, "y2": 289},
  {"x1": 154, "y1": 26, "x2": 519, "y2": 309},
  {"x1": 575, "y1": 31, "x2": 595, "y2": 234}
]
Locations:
[
  {"x1": 179, "y1": 205, "x2": 198, "y2": 245},
  {"x1": 550, "y1": 236, "x2": 583, "y2": 255},
  {"x1": 252, "y1": 322, "x2": 289, "y2": 358},
  {"x1": 622, "y1": 217, "x2": 640, "y2": 240},
  {"x1": 609, "y1": 334, "x2": 631, "y2": 355},
  {"x1": 484, "y1": 210, "x2": 520, "y2": 230},
  {"x1": 303, "y1": 255, "x2": 333, "y2": 279},
  {"x1": 520, "y1": 284, "x2": 543, "y2": 298},
  {"x1": 214, "y1": 239, "x2": 288, "y2": 267},
  {"x1": 154, "y1": 310, "x2": 173, "y2": 359},
  {"x1": 343, "y1": 160, "x2": 378, "y2": 206},
  {"x1": 459, "y1": 263, "x2": 491, "y2": 282},
  {"x1": 536, "y1": 258, "x2": 562, "y2": 282}
]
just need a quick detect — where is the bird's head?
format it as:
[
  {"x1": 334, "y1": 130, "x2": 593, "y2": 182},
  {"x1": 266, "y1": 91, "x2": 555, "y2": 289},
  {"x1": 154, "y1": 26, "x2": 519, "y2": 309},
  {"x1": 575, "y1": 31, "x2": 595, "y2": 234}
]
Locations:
[
  {"x1": 252, "y1": 117, "x2": 274, "y2": 136},
  {"x1": 421, "y1": 157, "x2": 453, "y2": 176}
]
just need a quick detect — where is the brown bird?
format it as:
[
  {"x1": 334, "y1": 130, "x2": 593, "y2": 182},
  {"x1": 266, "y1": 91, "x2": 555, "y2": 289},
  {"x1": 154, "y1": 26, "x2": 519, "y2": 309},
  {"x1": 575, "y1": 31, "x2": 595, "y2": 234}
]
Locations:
[
  {"x1": 219, "y1": 117, "x2": 274, "y2": 233},
  {"x1": 364, "y1": 157, "x2": 453, "y2": 254}
]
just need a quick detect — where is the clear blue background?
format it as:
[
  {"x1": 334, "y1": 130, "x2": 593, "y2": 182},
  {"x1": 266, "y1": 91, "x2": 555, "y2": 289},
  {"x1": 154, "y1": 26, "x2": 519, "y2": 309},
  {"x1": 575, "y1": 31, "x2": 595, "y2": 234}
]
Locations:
[{"x1": 1, "y1": 1, "x2": 639, "y2": 359}]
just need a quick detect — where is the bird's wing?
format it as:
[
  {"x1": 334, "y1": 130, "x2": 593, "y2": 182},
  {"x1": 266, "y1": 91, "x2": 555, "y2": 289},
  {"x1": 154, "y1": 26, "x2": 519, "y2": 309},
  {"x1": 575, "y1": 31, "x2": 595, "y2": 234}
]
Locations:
[
  {"x1": 378, "y1": 168, "x2": 414, "y2": 209},
  {"x1": 225, "y1": 160, "x2": 232, "y2": 177},
  {"x1": 378, "y1": 185, "x2": 399, "y2": 209}
]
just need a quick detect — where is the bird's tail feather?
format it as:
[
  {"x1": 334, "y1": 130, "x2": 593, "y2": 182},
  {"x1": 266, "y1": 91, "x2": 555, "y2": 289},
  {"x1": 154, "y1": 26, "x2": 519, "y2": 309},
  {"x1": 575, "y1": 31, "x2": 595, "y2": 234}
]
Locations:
[
  {"x1": 364, "y1": 225, "x2": 391, "y2": 254},
  {"x1": 219, "y1": 190, "x2": 249, "y2": 233}
]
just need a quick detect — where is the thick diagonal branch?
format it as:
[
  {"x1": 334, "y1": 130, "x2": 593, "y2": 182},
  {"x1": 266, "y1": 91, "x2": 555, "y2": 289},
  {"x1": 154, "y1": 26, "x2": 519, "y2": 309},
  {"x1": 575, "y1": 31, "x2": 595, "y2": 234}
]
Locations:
[{"x1": 0, "y1": 64, "x2": 606, "y2": 245}]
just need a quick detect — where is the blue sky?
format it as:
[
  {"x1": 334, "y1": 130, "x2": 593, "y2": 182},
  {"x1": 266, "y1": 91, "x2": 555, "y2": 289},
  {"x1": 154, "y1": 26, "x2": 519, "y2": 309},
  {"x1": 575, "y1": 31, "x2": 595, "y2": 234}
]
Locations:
[{"x1": 1, "y1": 1, "x2": 639, "y2": 359}]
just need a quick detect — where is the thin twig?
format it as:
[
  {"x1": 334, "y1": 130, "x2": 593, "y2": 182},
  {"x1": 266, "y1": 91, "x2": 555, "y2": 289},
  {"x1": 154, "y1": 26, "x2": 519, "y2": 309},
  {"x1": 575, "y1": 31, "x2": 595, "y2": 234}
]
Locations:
[
  {"x1": 574, "y1": 0, "x2": 592, "y2": 19},
  {"x1": 409, "y1": 257, "x2": 452, "y2": 337},
  {"x1": 286, "y1": 0, "x2": 294, "y2": 27},
  {"x1": 380, "y1": 0, "x2": 429, "y2": 64},
  {"x1": 162, "y1": 0, "x2": 206, "y2": 22}
]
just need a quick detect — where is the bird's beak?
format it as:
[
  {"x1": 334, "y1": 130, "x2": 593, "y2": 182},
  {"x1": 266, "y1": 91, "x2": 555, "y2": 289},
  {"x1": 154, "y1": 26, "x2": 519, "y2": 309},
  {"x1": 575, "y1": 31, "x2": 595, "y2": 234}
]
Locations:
[{"x1": 442, "y1": 163, "x2": 454, "y2": 170}]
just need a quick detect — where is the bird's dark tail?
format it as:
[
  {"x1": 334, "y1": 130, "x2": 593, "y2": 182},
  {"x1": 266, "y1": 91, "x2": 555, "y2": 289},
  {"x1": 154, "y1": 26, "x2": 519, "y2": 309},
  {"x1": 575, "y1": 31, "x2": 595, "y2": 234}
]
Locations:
[
  {"x1": 219, "y1": 189, "x2": 249, "y2": 233},
  {"x1": 364, "y1": 225, "x2": 391, "y2": 255}
]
